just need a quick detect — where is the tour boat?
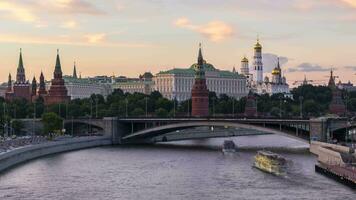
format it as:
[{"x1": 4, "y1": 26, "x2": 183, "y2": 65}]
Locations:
[{"x1": 254, "y1": 150, "x2": 286, "y2": 175}]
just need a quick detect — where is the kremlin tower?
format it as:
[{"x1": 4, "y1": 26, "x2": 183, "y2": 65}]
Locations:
[
  {"x1": 45, "y1": 50, "x2": 70, "y2": 105},
  {"x1": 5, "y1": 49, "x2": 31, "y2": 101},
  {"x1": 327, "y1": 70, "x2": 346, "y2": 116},
  {"x1": 37, "y1": 72, "x2": 48, "y2": 97},
  {"x1": 244, "y1": 92, "x2": 258, "y2": 117},
  {"x1": 191, "y1": 44, "x2": 209, "y2": 117},
  {"x1": 254, "y1": 38, "x2": 263, "y2": 84}
]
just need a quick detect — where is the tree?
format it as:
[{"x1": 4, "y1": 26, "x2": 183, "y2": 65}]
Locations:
[
  {"x1": 131, "y1": 108, "x2": 144, "y2": 117},
  {"x1": 11, "y1": 120, "x2": 24, "y2": 135},
  {"x1": 155, "y1": 108, "x2": 168, "y2": 117},
  {"x1": 42, "y1": 112, "x2": 63, "y2": 135}
]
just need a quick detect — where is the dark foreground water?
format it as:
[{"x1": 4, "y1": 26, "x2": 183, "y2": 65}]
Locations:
[{"x1": 0, "y1": 135, "x2": 355, "y2": 200}]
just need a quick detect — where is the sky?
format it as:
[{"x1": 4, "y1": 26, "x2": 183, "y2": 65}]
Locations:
[{"x1": 0, "y1": 0, "x2": 356, "y2": 86}]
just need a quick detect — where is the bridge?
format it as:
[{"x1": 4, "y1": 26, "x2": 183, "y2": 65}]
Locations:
[{"x1": 63, "y1": 117, "x2": 355, "y2": 144}]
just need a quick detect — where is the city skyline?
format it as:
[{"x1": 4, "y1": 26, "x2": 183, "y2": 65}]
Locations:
[{"x1": 1, "y1": 0, "x2": 356, "y2": 84}]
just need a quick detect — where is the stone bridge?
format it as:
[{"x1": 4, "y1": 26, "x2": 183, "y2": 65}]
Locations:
[{"x1": 63, "y1": 117, "x2": 354, "y2": 144}]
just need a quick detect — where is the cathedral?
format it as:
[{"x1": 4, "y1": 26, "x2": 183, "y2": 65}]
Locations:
[{"x1": 242, "y1": 39, "x2": 290, "y2": 96}]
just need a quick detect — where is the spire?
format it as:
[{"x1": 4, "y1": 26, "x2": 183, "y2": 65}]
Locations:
[
  {"x1": 16, "y1": 48, "x2": 26, "y2": 83},
  {"x1": 73, "y1": 61, "x2": 78, "y2": 79},
  {"x1": 7, "y1": 73, "x2": 12, "y2": 92},
  {"x1": 31, "y1": 76, "x2": 37, "y2": 96},
  {"x1": 277, "y1": 57, "x2": 281, "y2": 69},
  {"x1": 328, "y1": 69, "x2": 335, "y2": 88},
  {"x1": 18, "y1": 48, "x2": 24, "y2": 70},
  {"x1": 55, "y1": 49, "x2": 62, "y2": 74},
  {"x1": 233, "y1": 66, "x2": 236, "y2": 73},
  {"x1": 198, "y1": 43, "x2": 204, "y2": 66}
]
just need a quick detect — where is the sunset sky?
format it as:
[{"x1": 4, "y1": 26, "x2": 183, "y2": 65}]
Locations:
[{"x1": 0, "y1": 0, "x2": 356, "y2": 86}]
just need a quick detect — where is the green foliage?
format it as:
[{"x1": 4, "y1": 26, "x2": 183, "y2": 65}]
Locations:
[
  {"x1": 12, "y1": 120, "x2": 24, "y2": 135},
  {"x1": 155, "y1": 108, "x2": 168, "y2": 117},
  {"x1": 1, "y1": 84, "x2": 354, "y2": 121},
  {"x1": 42, "y1": 112, "x2": 63, "y2": 135},
  {"x1": 131, "y1": 108, "x2": 145, "y2": 116}
]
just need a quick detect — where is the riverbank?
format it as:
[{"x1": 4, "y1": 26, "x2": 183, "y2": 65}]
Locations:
[{"x1": 0, "y1": 136, "x2": 112, "y2": 173}]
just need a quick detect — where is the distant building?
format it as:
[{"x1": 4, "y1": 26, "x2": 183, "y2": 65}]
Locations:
[
  {"x1": 248, "y1": 39, "x2": 290, "y2": 96},
  {"x1": 112, "y1": 72, "x2": 154, "y2": 95},
  {"x1": 63, "y1": 76, "x2": 112, "y2": 99},
  {"x1": 153, "y1": 61, "x2": 248, "y2": 101},
  {"x1": 44, "y1": 50, "x2": 71, "y2": 105},
  {"x1": 191, "y1": 44, "x2": 209, "y2": 117},
  {"x1": 0, "y1": 83, "x2": 7, "y2": 98},
  {"x1": 328, "y1": 70, "x2": 346, "y2": 116},
  {"x1": 337, "y1": 80, "x2": 356, "y2": 92},
  {"x1": 52, "y1": 63, "x2": 113, "y2": 100},
  {"x1": 5, "y1": 49, "x2": 32, "y2": 102}
]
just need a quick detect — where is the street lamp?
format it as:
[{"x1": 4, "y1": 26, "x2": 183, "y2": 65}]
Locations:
[
  {"x1": 145, "y1": 96, "x2": 148, "y2": 117},
  {"x1": 279, "y1": 96, "x2": 283, "y2": 118},
  {"x1": 125, "y1": 98, "x2": 128, "y2": 117},
  {"x1": 187, "y1": 99, "x2": 190, "y2": 117},
  {"x1": 299, "y1": 96, "x2": 304, "y2": 119},
  {"x1": 95, "y1": 97, "x2": 98, "y2": 118},
  {"x1": 213, "y1": 97, "x2": 216, "y2": 117},
  {"x1": 33, "y1": 102, "x2": 36, "y2": 136},
  {"x1": 232, "y1": 98, "x2": 235, "y2": 118},
  {"x1": 173, "y1": 98, "x2": 176, "y2": 117}
]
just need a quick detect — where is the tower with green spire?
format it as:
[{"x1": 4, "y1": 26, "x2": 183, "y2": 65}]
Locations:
[
  {"x1": 31, "y1": 76, "x2": 37, "y2": 96},
  {"x1": 191, "y1": 43, "x2": 209, "y2": 117},
  {"x1": 45, "y1": 49, "x2": 70, "y2": 105},
  {"x1": 6, "y1": 49, "x2": 31, "y2": 102},
  {"x1": 16, "y1": 48, "x2": 26, "y2": 83},
  {"x1": 73, "y1": 61, "x2": 78, "y2": 79},
  {"x1": 38, "y1": 71, "x2": 48, "y2": 96}
]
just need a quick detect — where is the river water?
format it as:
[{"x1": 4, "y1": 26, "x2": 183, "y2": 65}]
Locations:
[{"x1": 0, "y1": 135, "x2": 355, "y2": 200}]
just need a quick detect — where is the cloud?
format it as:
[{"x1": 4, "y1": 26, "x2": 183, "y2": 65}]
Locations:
[
  {"x1": 288, "y1": 63, "x2": 330, "y2": 72},
  {"x1": 260, "y1": 53, "x2": 289, "y2": 72},
  {"x1": 0, "y1": 33, "x2": 153, "y2": 48},
  {"x1": 60, "y1": 20, "x2": 78, "y2": 29},
  {"x1": 174, "y1": 17, "x2": 234, "y2": 42},
  {"x1": 0, "y1": 1, "x2": 37, "y2": 22},
  {"x1": 85, "y1": 33, "x2": 106, "y2": 43},
  {"x1": 338, "y1": 0, "x2": 356, "y2": 8},
  {"x1": 0, "y1": 0, "x2": 105, "y2": 25},
  {"x1": 44, "y1": 0, "x2": 106, "y2": 15},
  {"x1": 344, "y1": 66, "x2": 356, "y2": 71}
]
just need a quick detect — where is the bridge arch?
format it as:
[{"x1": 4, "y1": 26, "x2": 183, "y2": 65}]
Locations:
[{"x1": 122, "y1": 121, "x2": 309, "y2": 144}]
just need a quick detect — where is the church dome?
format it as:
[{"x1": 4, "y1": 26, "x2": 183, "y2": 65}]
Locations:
[
  {"x1": 271, "y1": 67, "x2": 281, "y2": 75},
  {"x1": 241, "y1": 56, "x2": 248, "y2": 62},
  {"x1": 254, "y1": 41, "x2": 262, "y2": 49}
]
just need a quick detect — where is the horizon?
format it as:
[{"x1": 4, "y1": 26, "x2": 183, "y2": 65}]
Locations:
[{"x1": 1, "y1": 0, "x2": 356, "y2": 85}]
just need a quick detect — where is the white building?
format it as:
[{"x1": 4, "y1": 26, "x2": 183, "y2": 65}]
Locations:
[
  {"x1": 248, "y1": 39, "x2": 290, "y2": 96},
  {"x1": 46, "y1": 64, "x2": 113, "y2": 100},
  {"x1": 153, "y1": 61, "x2": 248, "y2": 101},
  {"x1": 112, "y1": 72, "x2": 154, "y2": 95},
  {"x1": 63, "y1": 76, "x2": 112, "y2": 99}
]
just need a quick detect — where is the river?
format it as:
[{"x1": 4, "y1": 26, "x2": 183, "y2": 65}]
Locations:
[{"x1": 0, "y1": 135, "x2": 355, "y2": 200}]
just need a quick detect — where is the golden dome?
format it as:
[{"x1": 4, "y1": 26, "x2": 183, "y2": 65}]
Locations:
[
  {"x1": 241, "y1": 56, "x2": 248, "y2": 62},
  {"x1": 272, "y1": 67, "x2": 281, "y2": 75},
  {"x1": 254, "y1": 38, "x2": 262, "y2": 49}
]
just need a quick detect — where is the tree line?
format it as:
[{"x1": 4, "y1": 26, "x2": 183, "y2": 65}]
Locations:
[{"x1": 0, "y1": 84, "x2": 355, "y2": 136}]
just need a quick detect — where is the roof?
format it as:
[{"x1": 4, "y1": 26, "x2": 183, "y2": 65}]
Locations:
[{"x1": 157, "y1": 62, "x2": 245, "y2": 79}]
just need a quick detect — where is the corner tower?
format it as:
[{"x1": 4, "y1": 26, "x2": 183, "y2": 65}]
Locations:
[{"x1": 191, "y1": 43, "x2": 209, "y2": 117}]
